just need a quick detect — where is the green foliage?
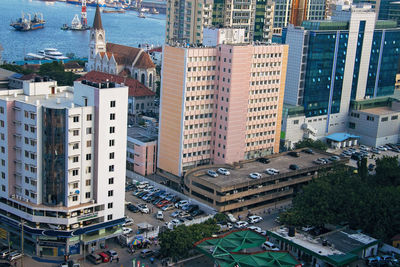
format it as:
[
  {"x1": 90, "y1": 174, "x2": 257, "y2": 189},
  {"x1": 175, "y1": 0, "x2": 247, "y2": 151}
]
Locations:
[
  {"x1": 357, "y1": 157, "x2": 368, "y2": 180},
  {"x1": 280, "y1": 157, "x2": 400, "y2": 242},
  {"x1": 214, "y1": 213, "x2": 228, "y2": 223},
  {"x1": 155, "y1": 81, "x2": 160, "y2": 97},
  {"x1": 295, "y1": 138, "x2": 328, "y2": 151},
  {"x1": 38, "y1": 61, "x2": 79, "y2": 86},
  {"x1": 158, "y1": 219, "x2": 218, "y2": 261},
  {"x1": 0, "y1": 64, "x2": 33, "y2": 75}
]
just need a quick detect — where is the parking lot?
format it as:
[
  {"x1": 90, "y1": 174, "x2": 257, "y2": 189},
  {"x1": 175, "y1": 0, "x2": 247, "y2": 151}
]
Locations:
[{"x1": 123, "y1": 181, "x2": 211, "y2": 238}]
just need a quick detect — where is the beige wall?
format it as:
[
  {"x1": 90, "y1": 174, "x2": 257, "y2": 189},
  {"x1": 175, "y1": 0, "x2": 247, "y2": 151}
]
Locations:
[{"x1": 158, "y1": 46, "x2": 186, "y2": 176}]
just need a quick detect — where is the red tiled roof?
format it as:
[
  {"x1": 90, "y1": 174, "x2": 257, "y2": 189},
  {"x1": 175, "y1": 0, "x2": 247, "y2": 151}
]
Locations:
[
  {"x1": 106, "y1": 43, "x2": 155, "y2": 69},
  {"x1": 76, "y1": 71, "x2": 155, "y2": 97},
  {"x1": 99, "y1": 52, "x2": 113, "y2": 59}
]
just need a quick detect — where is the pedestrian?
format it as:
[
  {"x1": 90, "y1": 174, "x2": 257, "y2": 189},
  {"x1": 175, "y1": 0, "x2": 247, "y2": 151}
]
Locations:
[
  {"x1": 150, "y1": 257, "x2": 154, "y2": 264},
  {"x1": 110, "y1": 256, "x2": 113, "y2": 263},
  {"x1": 117, "y1": 257, "x2": 119, "y2": 263}
]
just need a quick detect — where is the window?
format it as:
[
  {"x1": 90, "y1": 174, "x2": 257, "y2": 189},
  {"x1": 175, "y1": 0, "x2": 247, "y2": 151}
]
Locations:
[
  {"x1": 86, "y1": 140, "x2": 92, "y2": 147},
  {"x1": 109, "y1": 140, "x2": 115, "y2": 146},
  {"x1": 86, "y1": 127, "x2": 92, "y2": 134},
  {"x1": 87, "y1": 114, "x2": 92, "y2": 121},
  {"x1": 72, "y1": 169, "x2": 79, "y2": 176},
  {"x1": 349, "y1": 122, "x2": 356, "y2": 129},
  {"x1": 24, "y1": 111, "x2": 29, "y2": 118},
  {"x1": 86, "y1": 179, "x2": 91, "y2": 186},
  {"x1": 73, "y1": 143, "x2": 79, "y2": 150},
  {"x1": 73, "y1": 130, "x2": 79, "y2": 136},
  {"x1": 86, "y1": 166, "x2": 91, "y2": 174},
  {"x1": 293, "y1": 120, "x2": 299, "y2": 125},
  {"x1": 110, "y1": 113, "x2": 115, "y2": 120},
  {"x1": 109, "y1": 152, "x2": 114, "y2": 159},
  {"x1": 381, "y1": 117, "x2": 388, "y2": 122},
  {"x1": 108, "y1": 202, "x2": 113, "y2": 209},
  {"x1": 110, "y1": 101, "x2": 116, "y2": 107},
  {"x1": 1, "y1": 185, "x2": 5, "y2": 192},
  {"x1": 73, "y1": 116, "x2": 79, "y2": 123},
  {"x1": 73, "y1": 182, "x2": 78, "y2": 189},
  {"x1": 108, "y1": 177, "x2": 114, "y2": 184},
  {"x1": 85, "y1": 192, "x2": 91, "y2": 198},
  {"x1": 108, "y1": 190, "x2": 113, "y2": 197},
  {"x1": 391, "y1": 115, "x2": 398, "y2": 120},
  {"x1": 0, "y1": 107, "x2": 3, "y2": 114},
  {"x1": 109, "y1": 126, "x2": 115, "y2": 133},
  {"x1": 367, "y1": 116, "x2": 374, "y2": 121},
  {"x1": 73, "y1": 156, "x2": 79, "y2": 163},
  {"x1": 86, "y1": 154, "x2": 91, "y2": 160},
  {"x1": 107, "y1": 214, "x2": 113, "y2": 220},
  {"x1": 109, "y1": 165, "x2": 114, "y2": 172},
  {"x1": 72, "y1": 196, "x2": 78, "y2": 201}
]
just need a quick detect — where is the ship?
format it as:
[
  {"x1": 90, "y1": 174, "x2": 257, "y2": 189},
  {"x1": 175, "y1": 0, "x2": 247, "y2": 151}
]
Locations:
[
  {"x1": 61, "y1": 14, "x2": 90, "y2": 31},
  {"x1": 10, "y1": 13, "x2": 45, "y2": 31},
  {"x1": 150, "y1": 8, "x2": 159, "y2": 14},
  {"x1": 67, "y1": 0, "x2": 106, "y2": 7},
  {"x1": 103, "y1": 9, "x2": 126, "y2": 13},
  {"x1": 25, "y1": 48, "x2": 69, "y2": 60},
  {"x1": 138, "y1": 12, "x2": 146, "y2": 18}
]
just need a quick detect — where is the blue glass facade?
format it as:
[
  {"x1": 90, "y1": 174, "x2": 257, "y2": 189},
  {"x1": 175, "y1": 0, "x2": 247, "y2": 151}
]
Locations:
[
  {"x1": 42, "y1": 107, "x2": 66, "y2": 206},
  {"x1": 293, "y1": 22, "x2": 400, "y2": 117}
]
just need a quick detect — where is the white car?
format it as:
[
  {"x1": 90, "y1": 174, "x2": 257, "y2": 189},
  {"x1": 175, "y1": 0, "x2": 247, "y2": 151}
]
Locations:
[
  {"x1": 156, "y1": 211, "x2": 164, "y2": 220},
  {"x1": 377, "y1": 145, "x2": 387, "y2": 151},
  {"x1": 175, "y1": 200, "x2": 189, "y2": 208},
  {"x1": 262, "y1": 241, "x2": 280, "y2": 251},
  {"x1": 248, "y1": 225, "x2": 262, "y2": 232},
  {"x1": 122, "y1": 227, "x2": 133, "y2": 235},
  {"x1": 217, "y1": 168, "x2": 230, "y2": 175},
  {"x1": 360, "y1": 145, "x2": 370, "y2": 151},
  {"x1": 171, "y1": 219, "x2": 182, "y2": 227},
  {"x1": 234, "y1": 221, "x2": 249, "y2": 228},
  {"x1": 248, "y1": 215, "x2": 263, "y2": 224},
  {"x1": 122, "y1": 216, "x2": 134, "y2": 226},
  {"x1": 207, "y1": 170, "x2": 218, "y2": 178},
  {"x1": 137, "y1": 203, "x2": 149, "y2": 214},
  {"x1": 265, "y1": 168, "x2": 279, "y2": 175},
  {"x1": 227, "y1": 213, "x2": 237, "y2": 223},
  {"x1": 249, "y1": 172, "x2": 262, "y2": 179}
]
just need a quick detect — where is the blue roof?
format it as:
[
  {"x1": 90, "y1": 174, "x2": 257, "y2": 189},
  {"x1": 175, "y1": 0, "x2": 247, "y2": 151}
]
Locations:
[{"x1": 326, "y1": 133, "x2": 360, "y2": 142}]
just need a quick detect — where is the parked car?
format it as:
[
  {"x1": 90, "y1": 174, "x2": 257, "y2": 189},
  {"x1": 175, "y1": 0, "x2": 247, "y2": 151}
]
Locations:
[
  {"x1": 175, "y1": 200, "x2": 189, "y2": 208},
  {"x1": 170, "y1": 219, "x2": 182, "y2": 227},
  {"x1": 156, "y1": 211, "x2": 164, "y2": 220},
  {"x1": 187, "y1": 204, "x2": 199, "y2": 213},
  {"x1": 190, "y1": 209, "x2": 205, "y2": 217},
  {"x1": 370, "y1": 148, "x2": 381, "y2": 154},
  {"x1": 301, "y1": 148, "x2": 314, "y2": 154},
  {"x1": 162, "y1": 204, "x2": 174, "y2": 211},
  {"x1": 262, "y1": 241, "x2": 279, "y2": 251},
  {"x1": 7, "y1": 251, "x2": 23, "y2": 262},
  {"x1": 289, "y1": 164, "x2": 299, "y2": 170},
  {"x1": 249, "y1": 172, "x2": 262, "y2": 179},
  {"x1": 257, "y1": 158, "x2": 271, "y2": 164},
  {"x1": 288, "y1": 151, "x2": 300, "y2": 157},
  {"x1": 123, "y1": 227, "x2": 133, "y2": 235},
  {"x1": 170, "y1": 210, "x2": 182, "y2": 218},
  {"x1": 207, "y1": 170, "x2": 218, "y2": 178},
  {"x1": 0, "y1": 249, "x2": 16, "y2": 259},
  {"x1": 140, "y1": 249, "x2": 154, "y2": 258},
  {"x1": 377, "y1": 145, "x2": 387, "y2": 151},
  {"x1": 137, "y1": 204, "x2": 149, "y2": 214},
  {"x1": 234, "y1": 221, "x2": 249, "y2": 228},
  {"x1": 329, "y1": 155, "x2": 341, "y2": 161},
  {"x1": 105, "y1": 250, "x2": 118, "y2": 259},
  {"x1": 248, "y1": 215, "x2": 263, "y2": 224},
  {"x1": 156, "y1": 200, "x2": 170, "y2": 208},
  {"x1": 265, "y1": 168, "x2": 279, "y2": 175},
  {"x1": 360, "y1": 145, "x2": 370, "y2": 151},
  {"x1": 227, "y1": 213, "x2": 237, "y2": 223},
  {"x1": 122, "y1": 216, "x2": 134, "y2": 226},
  {"x1": 98, "y1": 252, "x2": 110, "y2": 263},
  {"x1": 86, "y1": 254, "x2": 102, "y2": 265},
  {"x1": 217, "y1": 168, "x2": 230, "y2": 175}
]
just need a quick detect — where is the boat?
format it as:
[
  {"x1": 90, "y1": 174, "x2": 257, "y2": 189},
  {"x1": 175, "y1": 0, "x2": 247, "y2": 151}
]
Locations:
[
  {"x1": 36, "y1": 48, "x2": 69, "y2": 60},
  {"x1": 150, "y1": 8, "x2": 159, "y2": 14},
  {"x1": 10, "y1": 12, "x2": 45, "y2": 31},
  {"x1": 138, "y1": 12, "x2": 146, "y2": 18},
  {"x1": 103, "y1": 9, "x2": 126, "y2": 13},
  {"x1": 66, "y1": 0, "x2": 81, "y2": 5},
  {"x1": 61, "y1": 13, "x2": 90, "y2": 31},
  {"x1": 87, "y1": 0, "x2": 106, "y2": 7}
]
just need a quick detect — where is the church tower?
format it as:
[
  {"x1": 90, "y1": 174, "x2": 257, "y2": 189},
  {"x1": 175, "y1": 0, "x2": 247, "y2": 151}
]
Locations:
[{"x1": 88, "y1": 5, "x2": 106, "y2": 71}]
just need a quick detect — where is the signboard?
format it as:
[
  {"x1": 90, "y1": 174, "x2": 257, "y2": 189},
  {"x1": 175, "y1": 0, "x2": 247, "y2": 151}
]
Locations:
[{"x1": 77, "y1": 212, "x2": 98, "y2": 221}]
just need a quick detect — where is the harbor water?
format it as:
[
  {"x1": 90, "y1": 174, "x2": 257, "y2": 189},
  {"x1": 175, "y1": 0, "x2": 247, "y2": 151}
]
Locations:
[{"x1": 0, "y1": 0, "x2": 166, "y2": 62}]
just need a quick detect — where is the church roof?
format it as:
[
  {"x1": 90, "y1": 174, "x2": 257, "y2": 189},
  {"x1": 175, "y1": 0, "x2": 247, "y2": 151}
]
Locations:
[
  {"x1": 93, "y1": 5, "x2": 103, "y2": 30},
  {"x1": 99, "y1": 52, "x2": 113, "y2": 59},
  {"x1": 106, "y1": 43, "x2": 156, "y2": 69},
  {"x1": 77, "y1": 71, "x2": 156, "y2": 97}
]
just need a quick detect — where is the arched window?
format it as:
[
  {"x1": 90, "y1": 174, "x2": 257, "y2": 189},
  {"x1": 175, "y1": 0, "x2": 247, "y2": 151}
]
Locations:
[
  {"x1": 149, "y1": 73, "x2": 153, "y2": 87},
  {"x1": 141, "y1": 73, "x2": 145, "y2": 84},
  {"x1": 141, "y1": 103, "x2": 144, "y2": 109},
  {"x1": 136, "y1": 104, "x2": 139, "y2": 110},
  {"x1": 135, "y1": 73, "x2": 138, "y2": 80}
]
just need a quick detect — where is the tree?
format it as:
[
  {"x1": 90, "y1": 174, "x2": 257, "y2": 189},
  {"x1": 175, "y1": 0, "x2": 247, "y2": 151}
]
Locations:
[
  {"x1": 374, "y1": 156, "x2": 400, "y2": 186},
  {"x1": 0, "y1": 64, "x2": 33, "y2": 75},
  {"x1": 38, "y1": 61, "x2": 79, "y2": 86},
  {"x1": 357, "y1": 157, "x2": 368, "y2": 180},
  {"x1": 295, "y1": 138, "x2": 328, "y2": 151}
]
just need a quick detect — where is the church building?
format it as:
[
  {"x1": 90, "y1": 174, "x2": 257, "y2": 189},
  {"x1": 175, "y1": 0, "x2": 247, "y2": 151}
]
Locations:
[{"x1": 87, "y1": 5, "x2": 157, "y2": 92}]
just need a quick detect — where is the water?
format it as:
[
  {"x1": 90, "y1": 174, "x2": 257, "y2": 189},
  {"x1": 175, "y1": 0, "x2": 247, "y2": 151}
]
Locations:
[{"x1": 0, "y1": 0, "x2": 166, "y2": 62}]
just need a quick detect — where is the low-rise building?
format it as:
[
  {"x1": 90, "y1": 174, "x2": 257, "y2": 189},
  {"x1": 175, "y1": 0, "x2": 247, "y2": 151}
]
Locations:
[
  {"x1": 127, "y1": 125, "x2": 158, "y2": 176},
  {"x1": 64, "y1": 62, "x2": 84, "y2": 73},
  {"x1": 267, "y1": 226, "x2": 378, "y2": 267},
  {"x1": 184, "y1": 150, "x2": 347, "y2": 213}
]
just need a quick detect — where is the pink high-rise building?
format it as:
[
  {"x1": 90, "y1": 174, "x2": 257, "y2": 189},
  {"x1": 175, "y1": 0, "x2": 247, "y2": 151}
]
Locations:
[{"x1": 158, "y1": 34, "x2": 288, "y2": 177}]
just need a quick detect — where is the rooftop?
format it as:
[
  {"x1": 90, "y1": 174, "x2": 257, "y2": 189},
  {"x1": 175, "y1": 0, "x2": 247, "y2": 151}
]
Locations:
[
  {"x1": 188, "y1": 150, "x2": 340, "y2": 189},
  {"x1": 325, "y1": 133, "x2": 359, "y2": 142},
  {"x1": 127, "y1": 125, "x2": 157, "y2": 143},
  {"x1": 77, "y1": 71, "x2": 155, "y2": 97},
  {"x1": 358, "y1": 106, "x2": 400, "y2": 115},
  {"x1": 268, "y1": 227, "x2": 377, "y2": 266}
]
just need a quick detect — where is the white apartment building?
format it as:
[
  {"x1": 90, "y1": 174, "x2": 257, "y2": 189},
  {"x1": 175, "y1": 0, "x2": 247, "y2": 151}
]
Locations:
[{"x1": 0, "y1": 76, "x2": 128, "y2": 257}]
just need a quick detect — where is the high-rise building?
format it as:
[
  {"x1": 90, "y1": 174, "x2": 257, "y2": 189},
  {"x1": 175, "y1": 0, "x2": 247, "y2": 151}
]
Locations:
[
  {"x1": 158, "y1": 30, "x2": 288, "y2": 177},
  {"x1": 280, "y1": 5, "x2": 400, "y2": 148},
  {"x1": 254, "y1": 0, "x2": 275, "y2": 42},
  {"x1": 165, "y1": 0, "x2": 213, "y2": 44},
  {"x1": 0, "y1": 76, "x2": 128, "y2": 256},
  {"x1": 273, "y1": 0, "x2": 328, "y2": 28}
]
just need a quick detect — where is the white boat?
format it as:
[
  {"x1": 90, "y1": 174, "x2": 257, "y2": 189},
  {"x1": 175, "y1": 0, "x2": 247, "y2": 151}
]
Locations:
[
  {"x1": 25, "y1": 53, "x2": 46, "y2": 60},
  {"x1": 35, "y1": 48, "x2": 69, "y2": 60},
  {"x1": 138, "y1": 12, "x2": 146, "y2": 18}
]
